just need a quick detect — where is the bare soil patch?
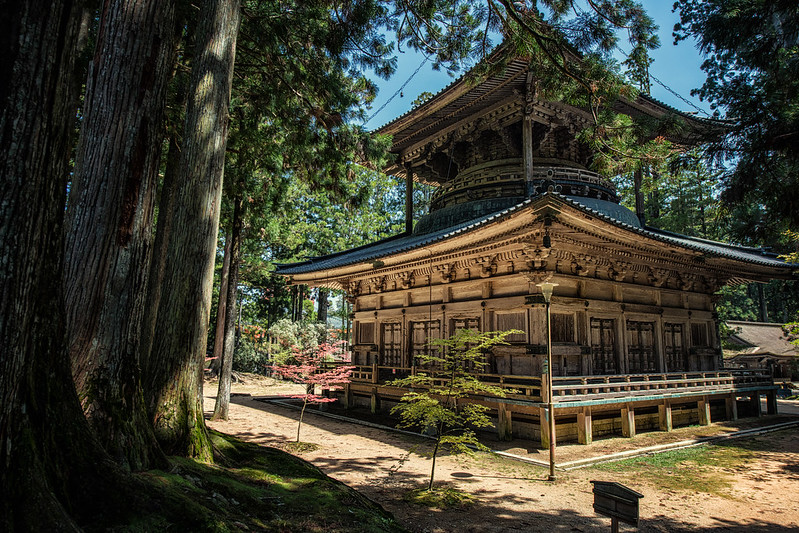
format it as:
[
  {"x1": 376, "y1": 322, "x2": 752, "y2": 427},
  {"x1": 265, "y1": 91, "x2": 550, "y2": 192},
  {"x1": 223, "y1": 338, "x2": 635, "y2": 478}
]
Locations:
[{"x1": 206, "y1": 375, "x2": 799, "y2": 532}]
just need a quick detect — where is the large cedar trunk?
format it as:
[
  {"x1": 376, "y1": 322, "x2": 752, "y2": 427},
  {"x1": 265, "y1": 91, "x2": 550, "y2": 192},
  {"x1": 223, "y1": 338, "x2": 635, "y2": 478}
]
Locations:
[
  {"x1": 0, "y1": 1, "x2": 132, "y2": 527},
  {"x1": 63, "y1": 0, "x2": 175, "y2": 471},
  {"x1": 212, "y1": 197, "x2": 243, "y2": 420},
  {"x1": 144, "y1": 0, "x2": 240, "y2": 460},
  {"x1": 139, "y1": 76, "x2": 187, "y2": 372}
]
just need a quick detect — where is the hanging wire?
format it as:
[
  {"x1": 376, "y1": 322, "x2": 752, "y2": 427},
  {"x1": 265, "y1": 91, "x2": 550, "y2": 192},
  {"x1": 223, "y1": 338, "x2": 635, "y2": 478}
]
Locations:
[
  {"x1": 613, "y1": 43, "x2": 712, "y2": 118},
  {"x1": 366, "y1": 55, "x2": 430, "y2": 124},
  {"x1": 647, "y1": 72, "x2": 712, "y2": 117}
]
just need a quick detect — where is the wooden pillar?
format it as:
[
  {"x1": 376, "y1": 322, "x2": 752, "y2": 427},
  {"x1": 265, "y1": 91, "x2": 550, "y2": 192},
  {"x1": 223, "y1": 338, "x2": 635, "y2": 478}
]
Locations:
[
  {"x1": 655, "y1": 318, "x2": 666, "y2": 373},
  {"x1": 497, "y1": 403, "x2": 513, "y2": 441},
  {"x1": 750, "y1": 393, "x2": 762, "y2": 417},
  {"x1": 725, "y1": 393, "x2": 738, "y2": 421},
  {"x1": 621, "y1": 404, "x2": 636, "y2": 438},
  {"x1": 523, "y1": 73, "x2": 535, "y2": 184},
  {"x1": 767, "y1": 390, "x2": 778, "y2": 415},
  {"x1": 404, "y1": 163, "x2": 413, "y2": 234},
  {"x1": 370, "y1": 387, "x2": 381, "y2": 414},
  {"x1": 618, "y1": 315, "x2": 628, "y2": 374},
  {"x1": 577, "y1": 406, "x2": 593, "y2": 445},
  {"x1": 698, "y1": 396, "x2": 711, "y2": 426},
  {"x1": 658, "y1": 400, "x2": 673, "y2": 432},
  {"x1": 539, "y1": 406, "x2": 554, "y2": 449},
  {"x1": 343, "y1": 383, "x2": 352, "y2": 409}
]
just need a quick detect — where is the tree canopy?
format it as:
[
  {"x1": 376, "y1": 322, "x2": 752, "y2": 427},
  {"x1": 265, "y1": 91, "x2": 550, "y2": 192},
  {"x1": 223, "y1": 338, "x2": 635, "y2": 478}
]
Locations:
[{"x1": 674, "y1": 0, "x2": 799, "y2": 239}]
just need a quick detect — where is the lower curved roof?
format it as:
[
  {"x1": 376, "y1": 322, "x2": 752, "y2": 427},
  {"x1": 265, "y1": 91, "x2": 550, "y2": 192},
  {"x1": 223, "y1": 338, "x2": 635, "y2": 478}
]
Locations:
[{"x1": 275, "y1": 193, "x2": 795, "y2": 278}]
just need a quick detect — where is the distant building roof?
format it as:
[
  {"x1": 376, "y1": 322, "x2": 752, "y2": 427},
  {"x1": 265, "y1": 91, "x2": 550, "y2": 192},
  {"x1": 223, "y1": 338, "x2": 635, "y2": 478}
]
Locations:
[{"x1": 725, "y1": 321, "x2": 799, "y2": 357}]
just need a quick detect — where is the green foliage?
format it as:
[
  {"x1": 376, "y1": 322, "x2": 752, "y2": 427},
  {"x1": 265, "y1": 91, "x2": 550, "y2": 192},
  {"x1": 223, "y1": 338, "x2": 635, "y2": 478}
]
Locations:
[
  {"x1": 490, "y1": 1, "x2": 675, "y2": 172},
  {"x1": 578, "y1": 112, "x2": 675, "y2": 177},
  {"x1": 411, "y1": 91, "x2": 435, "y2": 107},
  {"x1": 267, "y1": 319, "x2": 327, "y2": 362},
  {"x1": 674, "y1": 1, "x2": 799, "y2": 236},
  {"x1": 233, "y1": 331, "x2": 270, "y2": 374},
  {"x1": 388, "y1": 329, "x2": 520, "y2": 491},
  {"x1": 779, "y1": 230, "x2": 799, "y2": 265},
  {"x1": 715, "y1": 285, "x2": 758, "y2": 323},
  {"x1": 784, "y1": 322, "x2": 799, "y2": 347}
]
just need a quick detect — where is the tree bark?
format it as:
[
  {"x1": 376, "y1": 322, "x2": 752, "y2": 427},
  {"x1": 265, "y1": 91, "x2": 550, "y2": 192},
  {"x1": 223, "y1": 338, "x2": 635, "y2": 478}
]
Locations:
[
  {"x1": 648, "y1": 169, "x2": 661, "y2": 223},
  {"x1": 144, "y1": 0, "x2": 240, "y2": 460},
  {"x1": 0, "y1": 1, "x2": 133, "y2": 527},
  {"x1": 210, "y1": 229, "x2": 233, "y2": 376},
  {"x1": 140, "y1": 117, "x2": 182, "y2": 369},
  {"x1": 633, "y1": 167, "x2": 646, "y2": 226},
  {"x1": 212, "y1": 196, "x2": 243, "y2": 420},
  {"x1": 63, "y1": 0, "x2": 175, "y2": 471},
  {"x1": 757, "y1": 283, "x2": 768, "y2": 323},
  {"x1": 318, "y1": 288, "x2": 330, "y2": 325}
]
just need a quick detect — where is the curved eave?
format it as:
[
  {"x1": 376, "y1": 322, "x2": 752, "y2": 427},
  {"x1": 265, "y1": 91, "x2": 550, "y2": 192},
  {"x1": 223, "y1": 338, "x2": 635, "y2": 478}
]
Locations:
[
  {"x1": 375, "y1": 51, "x2": 725, "y2": 166},
  {"x1": 277, "y1": 194, "x2": 796, "y2": 286},
  {"x1": 276, "y1": 199, "x2": 535, "y2": 284},
  {"x1": 556, "y1": 195, "x2": 796, "y2": 274}
]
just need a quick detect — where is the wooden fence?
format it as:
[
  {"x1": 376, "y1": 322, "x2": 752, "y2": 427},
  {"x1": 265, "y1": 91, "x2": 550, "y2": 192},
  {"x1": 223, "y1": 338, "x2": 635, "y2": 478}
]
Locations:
[{"x1": 322, "y1": 362, "x2": 772, "y2": 405}]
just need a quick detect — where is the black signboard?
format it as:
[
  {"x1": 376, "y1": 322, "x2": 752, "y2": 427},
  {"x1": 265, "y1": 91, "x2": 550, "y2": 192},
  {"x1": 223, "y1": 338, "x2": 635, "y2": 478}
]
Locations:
[{"x1": 591, "y1": 480, "x2": 644, "y2": 530}]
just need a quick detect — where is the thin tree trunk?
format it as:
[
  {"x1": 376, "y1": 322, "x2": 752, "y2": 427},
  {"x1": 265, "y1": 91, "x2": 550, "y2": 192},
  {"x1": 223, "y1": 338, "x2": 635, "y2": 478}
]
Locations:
[
  {"x1": 633, "y1": 167, "x2": 645, "y2": 226},
  {"x1": 297, "y1": 398, "x2": 308, "y2": 442},
  {"x1": 210, "y1": 230, "x2": 233, "y2": 376},
  {"x1": 318, "y1": 288, "x2": 329, "y2": 324},
  {"x1": 298, "y1": 285, "x2": 306, "y2": 321},
  {"x1": 0, "y1": 1, "x2": 132, "y2": 527},
  {"x1": 144, "y1": 0, "x2": 240, "y2": 460},
  {"x1": 63, "y1": 0, "x2": 175, "y2": 471},
  {"x1": 648, "y1": 169, "x2": 661, "y2": 223},
  {"x1": 212, "y1": 196, "x2": 243, "y2": 420},
  {"x1": 758, "y1": 283, "x2": 768, "y2": 323}
]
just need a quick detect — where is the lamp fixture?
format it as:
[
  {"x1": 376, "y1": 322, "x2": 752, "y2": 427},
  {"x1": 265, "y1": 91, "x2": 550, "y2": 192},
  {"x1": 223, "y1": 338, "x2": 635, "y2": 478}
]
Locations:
[{"x1": 536, "y1": 281, "x2": 558, "y2": 302}]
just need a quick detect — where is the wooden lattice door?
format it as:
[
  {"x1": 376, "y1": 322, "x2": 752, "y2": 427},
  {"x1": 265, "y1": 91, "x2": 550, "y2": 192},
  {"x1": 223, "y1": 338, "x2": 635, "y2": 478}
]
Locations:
[
  {"x1": 451, "y1": 317, "x2": 482, "y2": 372},
  {"x1": 591, "y1": 318, "x2": 617, "y2": 374},
  {"x1": 664, "y1": 323, "x2": 687, "y2": 372},
  {"x1": 626, "y1": 321, "x2": 656, "y2": 373},
  {"x1": 411, "y1": 320, "x2": 441, "y2": 367},
  {"x1": 381, "y1": 323, "x2": 402, "y2": 367}
]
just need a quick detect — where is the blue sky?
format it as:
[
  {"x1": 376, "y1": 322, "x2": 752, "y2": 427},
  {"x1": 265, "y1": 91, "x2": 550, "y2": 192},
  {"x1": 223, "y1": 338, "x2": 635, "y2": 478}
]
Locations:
[{"x1": 362, "y1": 2, "x2": 712, "y2": 130}]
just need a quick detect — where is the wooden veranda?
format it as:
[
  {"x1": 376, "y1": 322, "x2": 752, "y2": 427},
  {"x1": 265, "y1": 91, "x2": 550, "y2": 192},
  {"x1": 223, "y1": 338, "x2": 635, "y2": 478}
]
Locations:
[{"x1": 328, "y1": 364, "x2": 777, "y2": 447}]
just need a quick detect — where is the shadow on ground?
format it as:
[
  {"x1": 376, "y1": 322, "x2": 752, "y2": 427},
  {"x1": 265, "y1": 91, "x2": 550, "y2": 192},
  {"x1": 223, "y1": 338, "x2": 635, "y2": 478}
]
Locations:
[{"x1": 220, "y1": 394, "x2": 797, "y2": 532}]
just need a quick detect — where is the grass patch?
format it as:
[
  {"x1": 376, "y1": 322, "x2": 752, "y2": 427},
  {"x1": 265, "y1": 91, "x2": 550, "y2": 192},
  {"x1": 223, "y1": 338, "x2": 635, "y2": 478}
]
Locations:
[
  {"x1": 79, "y1": 431, "x2": 405, "y2": 532},
  {"x1": 591, "y1": 441, "x2": 763, "y2": 497},
  {"x1": 403, "y1": 487, "x2": 475, "y2": 509},
  {"x1": 284, "y1": 441, "x2": 320, "y2": 454}
]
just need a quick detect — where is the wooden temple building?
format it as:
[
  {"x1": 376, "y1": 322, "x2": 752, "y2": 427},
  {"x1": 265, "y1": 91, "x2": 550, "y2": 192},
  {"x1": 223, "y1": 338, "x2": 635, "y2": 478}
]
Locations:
[{"x1": 277, "y1": 56, "x2": 796, "y2": 446}]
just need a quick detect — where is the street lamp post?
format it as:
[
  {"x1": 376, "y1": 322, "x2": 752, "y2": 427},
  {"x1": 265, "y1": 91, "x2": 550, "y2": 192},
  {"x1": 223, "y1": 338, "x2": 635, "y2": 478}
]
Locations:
[{"x1": 537, "y1": 281, "x2": 558, "y2": 481}]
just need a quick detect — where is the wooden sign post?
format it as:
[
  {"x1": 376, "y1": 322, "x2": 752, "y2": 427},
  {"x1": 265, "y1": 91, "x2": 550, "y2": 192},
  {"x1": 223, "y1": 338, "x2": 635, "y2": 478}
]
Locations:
[{"x1": 590, "y1": 480, "x2": 644, "y2": 531}]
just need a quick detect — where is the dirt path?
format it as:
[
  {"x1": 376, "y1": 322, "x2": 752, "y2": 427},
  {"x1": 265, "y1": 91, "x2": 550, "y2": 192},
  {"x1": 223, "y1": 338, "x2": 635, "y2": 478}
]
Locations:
[{"x1": 205, "y1": 377, "x2": 799, "y2": 532}]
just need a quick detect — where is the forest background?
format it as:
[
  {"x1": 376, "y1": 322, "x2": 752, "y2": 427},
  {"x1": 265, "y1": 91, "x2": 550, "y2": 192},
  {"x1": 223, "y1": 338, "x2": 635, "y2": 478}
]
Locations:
[{"x1": 2, "y1": 0, "x2": 798, "y2": 529}]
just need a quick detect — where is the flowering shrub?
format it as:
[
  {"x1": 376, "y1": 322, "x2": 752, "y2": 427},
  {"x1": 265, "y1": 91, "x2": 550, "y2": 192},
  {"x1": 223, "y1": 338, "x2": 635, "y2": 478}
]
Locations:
[{"x1": 271, "y1": 342, "x2": 354, "y2": 442}]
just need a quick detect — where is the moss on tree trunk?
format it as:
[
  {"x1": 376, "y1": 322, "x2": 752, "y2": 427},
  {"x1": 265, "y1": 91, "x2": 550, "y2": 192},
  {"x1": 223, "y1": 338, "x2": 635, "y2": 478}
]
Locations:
[
  {"x1": 143, "y1": 0, "x2": 240, "y2": 460},
  {"x1": 0, "y1": 1, "x2": 158, "y2": 526}
]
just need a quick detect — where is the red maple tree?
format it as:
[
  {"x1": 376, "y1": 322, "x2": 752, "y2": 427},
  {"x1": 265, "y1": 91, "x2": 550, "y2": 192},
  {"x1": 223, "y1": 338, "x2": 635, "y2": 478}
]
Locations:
[{"x1": 271, "y1": 341, "x2": 354, "y2": 442}]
